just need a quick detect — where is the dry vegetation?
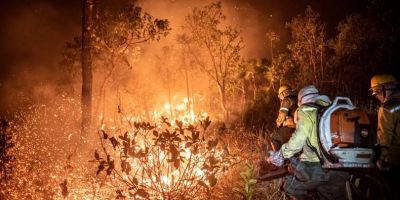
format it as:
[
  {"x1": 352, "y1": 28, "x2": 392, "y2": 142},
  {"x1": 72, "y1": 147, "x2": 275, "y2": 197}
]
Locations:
[
  {"x1": 0, "y1": 96, "x2": 285, "y2": 199},
  {"x1": 1, "y1": 0, "x2": 399, "y2": 199}
]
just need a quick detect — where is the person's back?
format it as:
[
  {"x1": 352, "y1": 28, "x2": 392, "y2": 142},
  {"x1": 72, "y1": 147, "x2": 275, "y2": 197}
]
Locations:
[
  {"x1": 268, "y1": 85, "x2": 349, "y2": 200},
  {"x1": 281, "y1": 103, "x2": 321, "y2": 163}
]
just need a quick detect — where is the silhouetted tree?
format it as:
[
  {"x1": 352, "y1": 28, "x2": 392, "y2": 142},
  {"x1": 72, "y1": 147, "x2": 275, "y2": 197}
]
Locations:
[
  {"x1": 81, "y1": 0, "x2": 95, "y2": 136},
  {"x1": 63, "y1": 1, "x2": 170, "y2": 128},
  {"x1": 91, "y1": 2, "x2": 170, "y2": 122},
  {"x1": 266, "y1": 31, "x2": 280, "y2": 63},
  {"x1": 183, "y1": 2, "x2": 244, "y2": 121},
  {"x1": 329, "y1": 0, "x2": 400, "y2": 108},
  {"x1": 286, "y1": 6, "x2": 328, "y2": 89}
]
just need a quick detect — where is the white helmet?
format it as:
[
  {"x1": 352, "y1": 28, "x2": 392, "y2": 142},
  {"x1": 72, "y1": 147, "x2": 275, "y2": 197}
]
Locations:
[
  {"x1": 298, "y1": 85, "x2": 331, "y2": 106},
  {"x1": 298, "y1": 85, "x2": 319, "y2": 105}
]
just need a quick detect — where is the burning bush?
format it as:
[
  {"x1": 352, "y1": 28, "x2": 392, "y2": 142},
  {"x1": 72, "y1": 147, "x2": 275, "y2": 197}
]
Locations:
[
  {"x1": 1, "y1": 94, "x2": 284, "y2": 199},
  {"x1": 94, "y1": 116, "x2": 238, "y2": 199}
]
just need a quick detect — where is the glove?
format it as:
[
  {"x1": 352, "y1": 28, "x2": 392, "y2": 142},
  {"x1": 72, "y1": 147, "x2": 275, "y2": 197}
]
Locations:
[
  {"x1": 267, "y1": 150, "x2": 284, "y2": 167},
  {"x1": 283, "y1": 117, "x2": 295, "y2": 128},
  {"x1": 276, "y1": 115, "x2": 284, "y2": 127}
]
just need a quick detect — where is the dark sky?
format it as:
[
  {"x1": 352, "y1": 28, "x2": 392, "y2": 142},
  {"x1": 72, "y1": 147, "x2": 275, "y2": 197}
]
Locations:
[
  {"x1": 0, "y1": 0, "x2": 80, "y2": 77},
  {"x1": 0, "y1": 0, "x2": 366, "y2": 76},
  {"x1": 0, "y1": 0, "x2": 366, "y2": 114}
]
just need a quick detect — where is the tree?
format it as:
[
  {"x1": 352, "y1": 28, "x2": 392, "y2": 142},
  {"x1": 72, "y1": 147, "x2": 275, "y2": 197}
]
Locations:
[
  {"x1": 329, "y1": 14, "x2": 374, "y2": 101},
  {"x1": 176, "y1": 35, "x2": 198, "y2": 114},
  {"x1": 91, "y1": 2, "x2": 170, "y2": 123},
  {"x1": 63, "y1": 1, "x2": 170, "y2": 130},
  {"x1": 329, "y1": 0, "x2": 400, "y2": 107},
  {"x1": 182, "y1": 2, "x2": 244, "y2": 121},
  {"x1": 155, "y1": 46, "x2": 178, "y2": 117},
  {"x1": 239, "y1": 59, "x2": 270, "y2": 103},
  {"x1": 81, "y1": 0, "x2": 95, "y2": 136},
  {"x1": 265, "y1": 31, "x2": 280, "y2": 63},
  {"x1": 286, "y1": 6, "x2": 328, "y2": 88},
  {"x1": 269, "y1": 53, "x2": 298, "y2": 91}
]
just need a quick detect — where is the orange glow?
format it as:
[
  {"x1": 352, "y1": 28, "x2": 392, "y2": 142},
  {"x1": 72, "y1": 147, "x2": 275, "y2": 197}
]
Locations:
[{"x1": 148, "y1": 97, "x2": 208, "y2": 127}]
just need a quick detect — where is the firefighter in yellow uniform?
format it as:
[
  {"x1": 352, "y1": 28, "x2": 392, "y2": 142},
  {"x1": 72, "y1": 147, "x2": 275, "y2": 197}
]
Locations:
[
  {"x1": 370, "y1": 74, "x2": 400, "y2": 200},
  {"x1": 272, "y1": 85, "x2": 298, "y2": 149},
  {"x1": 268, "y1": 85, "x2": 349, "y2": 200},
  {"x1": 276, "y1": 85, "x2": 297, "y2": 128}
]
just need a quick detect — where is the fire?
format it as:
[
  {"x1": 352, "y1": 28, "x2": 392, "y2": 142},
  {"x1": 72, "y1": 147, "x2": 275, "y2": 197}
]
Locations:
[
  {"x1": 4, "y1": 95, "x2": 237, "y2": 199},
  {"x1": 152, "y1": 97, "x2": 208, "y2": 127},
  {"x1": 121, "y1": 143, "x2": 217, "y2": 193},
  {"x1": 78, "y1": 96, "x2": 235, "y2": 199},
  {"x1": 160, "y1": 175, "x2": 171, "y2": 186}
]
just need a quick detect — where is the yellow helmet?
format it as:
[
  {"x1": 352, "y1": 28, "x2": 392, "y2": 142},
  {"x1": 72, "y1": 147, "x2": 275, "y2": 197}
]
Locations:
[
  {"x1": 370, "y1": 74, "x2": 397, "y2": 89},
  {"x1": 278, "y1": 85, "x2": 291, "y2": 96}
]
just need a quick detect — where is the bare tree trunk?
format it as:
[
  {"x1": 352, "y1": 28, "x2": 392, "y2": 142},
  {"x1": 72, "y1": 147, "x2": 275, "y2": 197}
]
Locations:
[
  {"x1": 168, "y1": 86, "x2": 172, "y2": 118},
  {"x1": 166, "y1": 67, "x2": 173, "y2": 118},
  {"x1": 252, "y1": 74, "x2": 257, "y2": 101},
  {"x1": 241, "y1": 81, "x2": 246, "y2": 111},
  {"x1": 81, "y1": 0, "x2": 94, "y2": 137},
  {"x1": 190, "y1": 66, "x2": 196, "y2": 113},
  {"x1": 217, "y1": 85, "x2": 229, "y2": 122},
  {"x1": 184, "y1": 68, "x2": 191, "y2": 112},
  {"x1": 270, "y1": 39, "x2": 274, "y2": 63}
]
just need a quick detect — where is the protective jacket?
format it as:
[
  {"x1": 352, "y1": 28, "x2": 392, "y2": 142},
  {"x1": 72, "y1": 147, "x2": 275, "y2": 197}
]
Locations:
[
  {"x1": 279, "y1": 98, "x2": 349, "y2": 200},
  {"x1": 276, "y1": 95, "x2": 297, "y2": 128},
  {"x1": 281, "y1": 104, "x2": 322, "y2": 162},
  {"x1": 378, "y1": 91, "x2": 400, "y2": 165}
]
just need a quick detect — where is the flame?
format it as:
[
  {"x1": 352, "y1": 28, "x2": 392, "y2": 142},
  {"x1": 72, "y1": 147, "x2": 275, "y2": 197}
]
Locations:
[
  {"x1": 182, "y1": 148, "x2": 191, "y2": 159},
  {"x1": 152, "y1": 97, "x2": 208, "y2": 127},
  {"x1": 194, "y1": 166, "x2": 205, "y2": 177},
  {"x1": 88, "y1": 96, "x2": 229, "y2": 198},
  {"x1": 161, "y1": 175, "x2": 171, "y2": 186}
]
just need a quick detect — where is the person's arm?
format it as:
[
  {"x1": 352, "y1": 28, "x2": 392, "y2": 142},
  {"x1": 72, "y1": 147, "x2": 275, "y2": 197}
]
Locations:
[
  {"x1": 276, "y1": 111, "x2": 287, "y2": 127},
  {"x1": 276, "y1": 98, "x2": 291, "y2": 127}
]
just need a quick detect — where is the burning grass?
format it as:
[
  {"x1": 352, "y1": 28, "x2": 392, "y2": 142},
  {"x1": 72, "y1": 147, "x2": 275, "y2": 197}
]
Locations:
[
  {"x1": 94, "y1": 116, "x2": 238, "y2": 199},
  {"x1": 0, "y1": 95, "x2": 285, "y2": 200}
]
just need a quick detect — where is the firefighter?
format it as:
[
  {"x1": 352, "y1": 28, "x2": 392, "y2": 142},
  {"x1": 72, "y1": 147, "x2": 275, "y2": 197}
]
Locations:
[
  {"x1": 268, "y1": 85, "x2": 349, "y2": 200},
  {"x1": 370, "y1": 74, "x2": 400, "y2": 200},
  {"x1": 271, "y1": 85, "x2": 298, "y2": 149},
  {"x1": 276, "y1": 85, "x2": 297, "y2": 128}
]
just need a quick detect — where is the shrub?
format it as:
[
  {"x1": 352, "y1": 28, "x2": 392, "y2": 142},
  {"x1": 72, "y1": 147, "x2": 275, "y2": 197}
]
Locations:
[{"x1": 94, "y1": 116, "x2": 238, "y2": 199}]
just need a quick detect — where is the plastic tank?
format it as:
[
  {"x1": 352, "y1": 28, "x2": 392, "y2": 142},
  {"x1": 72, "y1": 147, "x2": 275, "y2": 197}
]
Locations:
[{"x1": 319, "y1": 97, "x2": 375, "y2": 168}]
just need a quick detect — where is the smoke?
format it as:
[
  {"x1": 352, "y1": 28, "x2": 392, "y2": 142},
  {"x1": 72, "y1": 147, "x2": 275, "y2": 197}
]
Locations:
[
  {"x1": 0, "y1": 0, "x2": 81, "y2": 115},
  {"x1": 137, "y1": 0, "x2": 360, "y2": 59},
  {"x1": 138, "y1": 0, "x2": 271, "y2": 58},
  {"x1": 0, "y1": 0, "x2": 365, "y2": 116}
]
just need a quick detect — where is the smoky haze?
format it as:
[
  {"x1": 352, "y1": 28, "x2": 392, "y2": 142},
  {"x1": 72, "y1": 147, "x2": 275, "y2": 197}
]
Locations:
[
  {"x1": 0, "y1": 0, "x2": 81, "y2": 115},
  {"x1": 0, "y1": 0, "x2": 364, "y2": 116}
]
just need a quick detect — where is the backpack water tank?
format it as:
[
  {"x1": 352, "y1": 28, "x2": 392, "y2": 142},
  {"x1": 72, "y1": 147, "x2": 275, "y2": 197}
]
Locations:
[{"x1": 319, "y1": 97, "x2": 376, "y2": 168}]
